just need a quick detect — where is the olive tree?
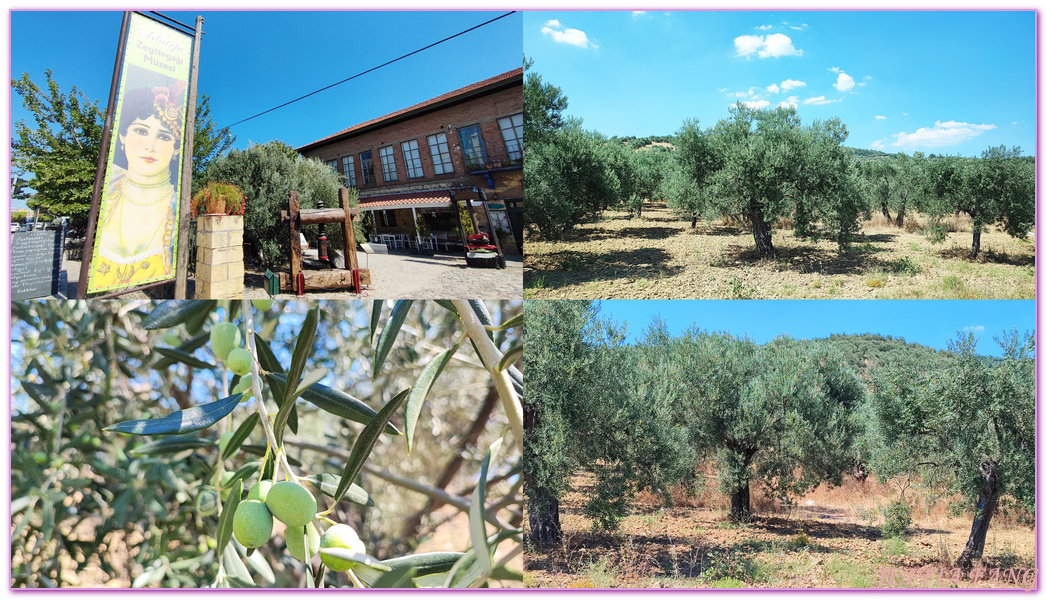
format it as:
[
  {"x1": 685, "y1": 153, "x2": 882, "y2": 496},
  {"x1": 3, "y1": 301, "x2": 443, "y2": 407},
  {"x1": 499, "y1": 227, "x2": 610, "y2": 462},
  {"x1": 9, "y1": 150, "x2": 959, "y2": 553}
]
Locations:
[
  {"x1": 924, "y1": 147, "x2": 1034, "y2": 257},
  {"x1": 870, "y1": 330, "x2": 1033, "y2": 571},
  {"x1": 675, "y1": 104, "x2": 864, "y2": 257},
  {"x1": 675, "y1": 332, "x2": 864, "y2": 522}
]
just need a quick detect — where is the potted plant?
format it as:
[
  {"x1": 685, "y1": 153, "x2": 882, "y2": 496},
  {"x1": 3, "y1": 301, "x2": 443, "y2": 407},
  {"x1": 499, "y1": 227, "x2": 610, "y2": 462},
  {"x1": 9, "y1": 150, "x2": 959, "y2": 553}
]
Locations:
[{"x1": 191, "y1": 182, "x2": 247, "y2": 218}]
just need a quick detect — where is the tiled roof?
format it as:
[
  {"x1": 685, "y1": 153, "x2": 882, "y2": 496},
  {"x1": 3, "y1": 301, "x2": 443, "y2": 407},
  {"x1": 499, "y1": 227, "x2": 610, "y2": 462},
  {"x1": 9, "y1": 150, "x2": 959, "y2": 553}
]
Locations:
[
  {"x1": 358, "y1": 190, "x2": 452, "y2": 209},
  {"x1": 298, "y1": 68, "x2": 523, "y2": 151}
]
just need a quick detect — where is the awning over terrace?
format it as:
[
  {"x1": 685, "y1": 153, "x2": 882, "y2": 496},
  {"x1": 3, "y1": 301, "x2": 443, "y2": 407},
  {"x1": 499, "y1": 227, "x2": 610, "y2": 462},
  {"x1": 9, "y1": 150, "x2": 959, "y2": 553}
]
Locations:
[{"x1": 358, "y1": 190, "x2": 453, "y2": 211}]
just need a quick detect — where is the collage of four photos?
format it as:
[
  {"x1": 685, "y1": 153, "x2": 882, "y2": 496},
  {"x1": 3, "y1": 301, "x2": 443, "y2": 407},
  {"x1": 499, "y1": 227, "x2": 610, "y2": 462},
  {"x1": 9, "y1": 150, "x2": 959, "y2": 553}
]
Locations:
[{"x1": 7, "y1": 8, "x2": 1038, "y2": 592}]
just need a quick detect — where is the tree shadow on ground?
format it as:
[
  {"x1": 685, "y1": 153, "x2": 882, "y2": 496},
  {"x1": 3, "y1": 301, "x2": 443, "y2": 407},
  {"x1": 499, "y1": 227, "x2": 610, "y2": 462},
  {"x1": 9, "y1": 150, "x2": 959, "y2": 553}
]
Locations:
[
  {"x1": 707, "y1": 242, "x2": 896, "y2": 276},
  {"x1": 525, "y1": 247, "x2": 683, "y2": 289},
  {"x1": 938, "y1": 246, "x2": 1035, "y2": 267},
  {"x1": 585, "y1": 226, "x2": 680, "y2": 242}
]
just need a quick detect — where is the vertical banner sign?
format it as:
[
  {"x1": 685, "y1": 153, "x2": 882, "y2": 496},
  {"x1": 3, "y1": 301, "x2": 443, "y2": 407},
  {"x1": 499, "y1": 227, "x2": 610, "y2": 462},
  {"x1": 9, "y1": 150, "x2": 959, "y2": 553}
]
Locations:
[{"x1": 86, "y1": 13, "x2": 193, "y2": 294}]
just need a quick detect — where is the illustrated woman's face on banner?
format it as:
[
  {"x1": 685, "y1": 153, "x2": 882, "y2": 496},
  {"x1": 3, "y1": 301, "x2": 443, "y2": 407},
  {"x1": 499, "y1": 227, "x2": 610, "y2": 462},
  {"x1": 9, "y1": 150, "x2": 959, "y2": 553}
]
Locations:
[{"x1": 119, "y1": 115, "x2": 177, "y2": 181}]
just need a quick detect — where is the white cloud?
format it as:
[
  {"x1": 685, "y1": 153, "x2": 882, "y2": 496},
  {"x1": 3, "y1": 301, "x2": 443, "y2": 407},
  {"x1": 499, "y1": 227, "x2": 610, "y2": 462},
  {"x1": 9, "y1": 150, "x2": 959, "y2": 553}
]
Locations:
[
  {"x1": 756, "y1": 24, "x2": 773, "y2": 30},
  {"x1": 875, "y1": 115, "x2": 886, "y2": 120},
  {"x1": 903, "y1": 112, "x2": 909, "y2": 116},
  {"x1": 870, "y1": 139, "x2": 885, "y2": 150},
  {"x1": 734, "y1": 33, "x2": 802, "y2": 59},
  {"x1": 834, "y1": 72, "x2": 856, "y2": 92},
  {"x1": 766, "y1": 83, "x2": 780, "y2": 94},
  {"x1": 730, "y1": 86, "x2": 757, "y2": 98},
  {"x1": 780, "y1": 78, "x2": 806, "y2": 91},
  {"x1": 717, "y1": 87, "x2": 727, "y2": 93},
  {"x1": 541, "y1": 21, "x2": 596, "y2": 48},
  {"x1": 779, "y1": 96, "x2": 799, "y2": 109},
  {"x1": 742, "y1": 99, "x2": 771, "y2": 109},
  {"x1": 891, "y1": 120, "x2": 997, "y2": 149},
  {"x1": 828, "y1": 66, "x2": 841, "y2": 73},
  {"x1": 1012, "y1": 121, "x2": 1019, "y2": 125},
  {"x1": 632, "y1": 11, "x2": 647, "y2": 18},
  {"x1": 963, "y1": 325, "x2": 986, "y2": 333},
  {"x1": 802, "y1": 96, "x2": 837, "y2": 105},
  {"x1": 865, "y1": 75, "x2": 873, "y2": 80}
]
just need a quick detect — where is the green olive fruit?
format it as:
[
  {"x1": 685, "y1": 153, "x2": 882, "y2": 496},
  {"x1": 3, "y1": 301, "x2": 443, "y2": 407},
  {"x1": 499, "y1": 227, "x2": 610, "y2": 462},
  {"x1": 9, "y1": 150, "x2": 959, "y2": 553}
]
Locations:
[
  {"x1": 285, "y1": 522, "x2": 321, "y2": 562},
  {"x1": 232, "y1": 375, "x2": 254, "y2": 400},
  {"x1": 247, "y1": 480, "x2": 273, "y2": 503},
  {"x1": 210, "y1": 323, "x2": 242, "y2": 362},
  {"x1": 196, "y1": 489, "x2": 219, "y2": 516},
  {"x1": 252, "y1": 299, "x2": 273, "y2": 311},
  {"x1": 226, "y1": 348, "x2": 253, "y2": 377},
  {"x1": 206, "y1": 537, "x2": 217, "y2": 550},
  {"x1": 219, "y1": 472, "x2": 235, "y2": 501},
  {"x1": 264, "y1": 481, "x2": 317, "y2": 528},
  {"x1": 32, "y1": 451, "x2": 47, "y2": 464},
  {"x1": 319, "y1": 524, "x2": 366, "y2": 572},
  {"x1": 233, "y1": 499, "x2": 273, "y2": 549}
]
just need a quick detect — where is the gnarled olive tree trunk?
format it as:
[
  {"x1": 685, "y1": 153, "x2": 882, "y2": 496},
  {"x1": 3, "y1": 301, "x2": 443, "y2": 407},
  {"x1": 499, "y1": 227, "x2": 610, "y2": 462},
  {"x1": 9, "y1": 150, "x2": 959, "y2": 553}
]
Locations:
[{"x1": 956, "y1": 461, "x2": 1000, "y2": 572}]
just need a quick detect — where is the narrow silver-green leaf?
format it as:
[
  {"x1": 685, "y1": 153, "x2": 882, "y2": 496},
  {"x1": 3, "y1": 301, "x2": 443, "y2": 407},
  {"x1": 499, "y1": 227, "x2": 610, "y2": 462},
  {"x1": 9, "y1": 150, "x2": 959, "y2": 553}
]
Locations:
[
  {"x1": 485, "y1": 312, "x2": 522, "y2": 332},
  {"x1": 405, "y1": 342, "x2": 460, "y2": 453},
  {"x1": 222, "y1": 413, "x2": 259, "y2": 460},
  {"x1": 468, "y1": 437, "x2": 503, "y2": 582},
  {"x1": 132, "y1": 567, "x2": 167, "y2": 588},
  {"x1": 318, "y1": 548, "x2": 387, "y2": 570},
  {"x1": 153, "y1": 333, "x2": 210, "y2": 370},
  {"x1": 223, "y1": 543, "x2": 252, "y2": 583},
  {"x1": 372, "y1": 300, "x2": 413, "y2": 379},
  {"x1": 237, "y1": 539, "x2": 276, "y2": 584},
  {"x1": 275, "y1": 306, "x2": 319, "y2": 445},
  {"x1": 301, "y1": 474, "x2": 375, "y2": 507},
  {"x1": 334, "y1": 388, "x2": 411, "y2": 504},
  {"x1": 270, "y1": 373, "x2": 401, "y2": 436},
  {"x1": 252, "y1": 333, "x2": 283, "y2": 374},
  {"x1": 215, "y1": 479, "x2": 243, "y2": 555},
  {"x1": 369, "y1": 300, "x2": 384, "y2": 345},
  {"x1": 371, "y1": 566, "x2": 418, "y2": 588},
  {"x1": 226, "y1": 462, "x2": 260, "y2": 490},
  {"x1": 132, "y1": 436, "x2": 213, "y2": 456},
  {"x1": 104, "y1": 394, "x2": 243, "y2": 435},
  {"x1": 496, "y1": 344, "x2": 522, "y2": 373},
  {"x1": 153, "y1": 347, "x2": 217, "y2": 370},
  {"x1": 293, "y1": 368, "x2": 328, "y2": 398},
  {"x1": 144, "y1": 300, "x2": 215, "y2": 330},
  {"x1": 433, "y1": 300, "x2": 458, "y2": 314}
]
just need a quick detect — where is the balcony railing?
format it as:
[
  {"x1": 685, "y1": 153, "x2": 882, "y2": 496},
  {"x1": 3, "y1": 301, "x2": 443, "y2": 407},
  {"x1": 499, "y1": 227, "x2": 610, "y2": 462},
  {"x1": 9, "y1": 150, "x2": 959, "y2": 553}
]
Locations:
[{"x1": 464, "y1": 146, "x2": 523, "y2": 173}]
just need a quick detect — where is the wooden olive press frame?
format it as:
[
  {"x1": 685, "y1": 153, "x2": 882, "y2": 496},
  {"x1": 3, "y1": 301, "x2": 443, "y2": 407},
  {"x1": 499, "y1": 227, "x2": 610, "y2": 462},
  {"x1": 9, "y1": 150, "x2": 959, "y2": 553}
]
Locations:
[{"x1": 278, "y1": 188, "x2": 369, "y2": 294}]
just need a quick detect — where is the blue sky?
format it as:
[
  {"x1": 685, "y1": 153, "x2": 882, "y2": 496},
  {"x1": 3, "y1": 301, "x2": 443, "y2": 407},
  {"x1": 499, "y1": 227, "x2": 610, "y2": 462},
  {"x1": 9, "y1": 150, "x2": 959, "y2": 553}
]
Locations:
[
  {"x1": 599, "y1": 300, "x2": 1035, "y2": 357},
  {"x1": 524, "y1": 11, "x2": 1035, "y2": 157},
  {"x1": 9, "y1": 10, "x2": 522, "y2": 208}
]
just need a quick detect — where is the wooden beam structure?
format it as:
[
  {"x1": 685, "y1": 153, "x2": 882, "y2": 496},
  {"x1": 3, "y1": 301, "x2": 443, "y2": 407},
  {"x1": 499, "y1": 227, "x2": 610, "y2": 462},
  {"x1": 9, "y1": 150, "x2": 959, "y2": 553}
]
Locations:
[{"x1": 279, "y1": 188, "x2": 366, "y2": 294}]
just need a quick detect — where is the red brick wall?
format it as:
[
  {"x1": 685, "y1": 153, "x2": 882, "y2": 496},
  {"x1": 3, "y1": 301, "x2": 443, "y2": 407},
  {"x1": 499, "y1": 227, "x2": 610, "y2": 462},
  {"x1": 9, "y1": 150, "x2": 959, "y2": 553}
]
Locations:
[{"x1": 300, "y1": 85, "x2": 522, "y2": 200}]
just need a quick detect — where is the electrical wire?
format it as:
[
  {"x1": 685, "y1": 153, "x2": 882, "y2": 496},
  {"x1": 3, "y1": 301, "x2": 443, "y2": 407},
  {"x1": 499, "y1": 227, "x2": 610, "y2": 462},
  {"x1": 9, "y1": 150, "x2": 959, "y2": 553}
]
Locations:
[{"x1": 227, "y1": 11, "x2": 516, "y2": 129}]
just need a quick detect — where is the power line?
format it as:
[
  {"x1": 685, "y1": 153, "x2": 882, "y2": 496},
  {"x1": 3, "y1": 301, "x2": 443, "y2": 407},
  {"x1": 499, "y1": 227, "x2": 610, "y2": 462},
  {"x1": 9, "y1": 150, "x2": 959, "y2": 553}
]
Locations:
[{"x1": 227, "y1": 11, "x2": 516, "y2": 129}]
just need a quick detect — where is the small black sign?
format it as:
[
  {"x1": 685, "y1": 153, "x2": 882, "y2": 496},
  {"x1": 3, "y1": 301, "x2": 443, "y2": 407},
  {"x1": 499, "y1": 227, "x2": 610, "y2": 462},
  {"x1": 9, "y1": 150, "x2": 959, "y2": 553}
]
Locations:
[{"x1": 11, "y1": 229, "x2": 65, "y2": 300}]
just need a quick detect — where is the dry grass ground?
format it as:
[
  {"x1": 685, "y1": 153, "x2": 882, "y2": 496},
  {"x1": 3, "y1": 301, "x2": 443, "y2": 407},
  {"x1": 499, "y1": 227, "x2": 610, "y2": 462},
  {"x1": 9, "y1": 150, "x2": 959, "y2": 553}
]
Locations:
[
  {"x1": 524, "y1": 473, "x2": 1035, "y2": 589},
  {"x1": 524, "y1": 203, "x2": 1034, "y2": 300}
]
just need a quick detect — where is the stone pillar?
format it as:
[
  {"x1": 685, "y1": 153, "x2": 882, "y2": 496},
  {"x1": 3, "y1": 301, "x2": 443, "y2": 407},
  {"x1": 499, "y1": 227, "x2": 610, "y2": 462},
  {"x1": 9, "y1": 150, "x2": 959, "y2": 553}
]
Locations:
[{"x1": 195, "y1": 215, "x2": 244, "y2": 299}]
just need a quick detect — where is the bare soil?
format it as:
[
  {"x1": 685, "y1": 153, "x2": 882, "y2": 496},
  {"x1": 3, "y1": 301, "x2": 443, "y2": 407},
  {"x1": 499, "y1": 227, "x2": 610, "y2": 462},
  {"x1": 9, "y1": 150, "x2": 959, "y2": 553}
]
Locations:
[
  {"x1": 524, "y1": 473, "x2": 1035, "y2": 589},
  {"x1": 523, "y1": 203, "x2": 1034, "y2": 299}
]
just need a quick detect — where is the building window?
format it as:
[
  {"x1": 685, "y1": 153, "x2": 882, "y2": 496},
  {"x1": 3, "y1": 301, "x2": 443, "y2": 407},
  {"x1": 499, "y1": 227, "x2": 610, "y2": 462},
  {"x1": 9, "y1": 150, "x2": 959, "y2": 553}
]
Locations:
[
  {"x1": 401, "y1": 140, "x2": 424, "y2": 179},
  {"x1": 498, "y1": 113, "x2": 524, "y2": 161},
  {"x1": 360, "y1": 151, "x2": 375, "y2": 185},
  {"x1": 325, "y1": 159, "x2": 338, "y2": 171},
  {"x1": 427, "y1": 133, "x2": 453, "y2": 175},
  {"x1": 380, "y1": 210, "x2": 397, "y2": 227},
  {"x1": 457, "y1": 125, "x2": 488, "y2": 170},
  {"x1": 378, "y1": 146, "x2": 398, "y2": 182},
  {"x1": 342, "y1": 156, "x2": 357, "y2": 187}
]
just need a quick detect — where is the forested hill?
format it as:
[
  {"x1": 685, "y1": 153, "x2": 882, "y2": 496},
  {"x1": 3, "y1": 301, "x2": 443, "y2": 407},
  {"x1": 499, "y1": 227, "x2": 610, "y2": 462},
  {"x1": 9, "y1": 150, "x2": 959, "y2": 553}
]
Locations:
[{"x1": 812, "y1": 332, "x2": 1009, "y2": 375}]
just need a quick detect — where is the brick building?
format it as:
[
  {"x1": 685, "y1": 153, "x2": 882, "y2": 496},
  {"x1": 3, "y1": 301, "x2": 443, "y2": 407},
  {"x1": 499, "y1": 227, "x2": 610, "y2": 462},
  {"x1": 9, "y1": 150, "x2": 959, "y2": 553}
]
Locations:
[{"x1": 297, "y1": 68, "x2": 523, "y2": 256}]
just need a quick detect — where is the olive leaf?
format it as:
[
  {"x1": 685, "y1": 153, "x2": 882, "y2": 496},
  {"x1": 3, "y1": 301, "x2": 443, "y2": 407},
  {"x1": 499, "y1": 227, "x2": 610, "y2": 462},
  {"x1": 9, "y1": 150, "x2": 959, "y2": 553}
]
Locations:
[
  {"x1": 274, "y1": 306, "x2": 319, "y2": 445},
  {"x1": 405, "y1": 342, "x2": 461, "y2": 453},
  {"x1": 215, "y1": 478, "x2": 243, "y2": 554},
  {"x1": 485, "y1": 312, "x2": 522, "y2": 332},
  {"x1": 371, "y1": 566, "x2": 418, "y2": 588},
  {"x1": 252, "y1": 333, "x2": 283, "y2": 373},
  {"x1": 369, "y1": 300, "x2": 384, "y2": 345},
  {"x1": 301, "y1": 474, "x2": 375, "y2": 507},
  {"x1": 153, "y1": 347, "x2": 217, "y2": 370},
  {"x1": 132, "y1": 436, "x2": 213, "y2": 456},
  {"x1": 222, "y1": 413, "x2": 259, "y2": 460},
  {"x1": 496, "y1": 344, "x2": 522, "y2": 373},
  {"x1": 269, "y1": 374, "x2": 401, "y2": 436},
  {"x1": 353, "y1": 552, "x2": 464, "y2": 587},
  {"x1": 372, "y1": 300, "x2": 413, "y2": 379},
  {"x1": 334, "y1": 388, "x2": 410, "y2": 504},
  {"x1": 433, "y1": 300, "x2": 458, "y2": 314},
  {"x1": 104, "y1": 393, "x2": 243, "y2": 435},
  {"x1": 468, "y1": 436, "x2": 503, "y2": 582},
  {"x1": 153, "y1": 333, "x2": 210, "y2": 371},
  {"x1": 144, "y1": 300, "x2": 215, "y2": 330}
]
